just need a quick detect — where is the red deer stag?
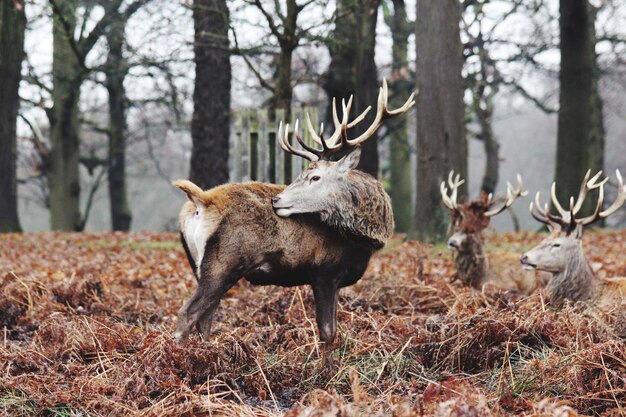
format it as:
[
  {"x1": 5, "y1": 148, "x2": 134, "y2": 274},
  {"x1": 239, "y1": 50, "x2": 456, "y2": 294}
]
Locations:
[
  {"x1": 441, "y1": 171, "x2": 548, "y2": 294},
  {"x1": 521, "y1": 170, "x2": 626, "y2": 305},
  {"x1": 173, "y1": 80, "x2": 415, "y2": 362}
]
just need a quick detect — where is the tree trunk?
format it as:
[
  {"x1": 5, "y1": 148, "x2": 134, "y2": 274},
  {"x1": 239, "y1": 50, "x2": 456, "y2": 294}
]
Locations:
[
  {"x1": 106, "y1": 17, "x2": 132, "y2": 231},
  {"x1": 189, "y1": 0, "x2": 231, "y2": 190},
  {"x1": 325, "y1": 0, "x2": 381, "y2": 177},
  {"x1": 385, "y1": 0, "x2": 413, "y2": 233},
  {"x1": 273, "y1": 0, "x2": 298, "y2": 183},
  {"x1": 412, "y1": 0, "x2": 466, "y2": 242},
  {"x1": 0, "y1": 0, "x2": 25, "y2": 233},
  {"x1": 555, "y1": 0, "x2": 604, "y2": 216},
  {"x1": 49, "y1": 0, "x2": 83, "y2": 231},
  {"x1": 478, "y1": 104, "x2": 499, "y2": 195}
]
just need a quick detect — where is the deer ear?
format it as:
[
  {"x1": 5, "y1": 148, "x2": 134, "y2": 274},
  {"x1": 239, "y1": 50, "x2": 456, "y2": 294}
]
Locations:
[
  {"x1": 337, "y1": 147, "x2": 361, "y2": 173},
  {"x1": 573, "y1": 223, "x2": 584, "y2": 240}
]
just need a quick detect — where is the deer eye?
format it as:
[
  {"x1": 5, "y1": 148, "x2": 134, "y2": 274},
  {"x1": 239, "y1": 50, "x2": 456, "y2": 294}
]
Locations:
[
  {"x1": 310, "y1": 175, "x2": 320, "y2": 182},
  {"x1": 552, "y1": 243, "x2": 560, "y2": 248}
]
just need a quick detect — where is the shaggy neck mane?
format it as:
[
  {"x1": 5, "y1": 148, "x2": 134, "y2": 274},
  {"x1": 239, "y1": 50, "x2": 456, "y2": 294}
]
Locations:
[
  {"x1": 455, "y1": 234, "x2": 486, "y2": 288},
  {"x1": 319, "y1": 170, "x2": 393, "y2": 249},
  {"x1": 548, "y1": 245, "x2": 598, "y2": 303}
]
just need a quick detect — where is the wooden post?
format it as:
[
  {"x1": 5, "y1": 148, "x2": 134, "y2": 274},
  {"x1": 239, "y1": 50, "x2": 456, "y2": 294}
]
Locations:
[
  {"x1": 230, "y1": 111, "x2": 243, "y2": 182},
  {"x1": 258, "y1": 108, "x2": 269, "y2": 182},
  {"x1": 230, "y1": 107, "x2": 320, "y2": 185}
]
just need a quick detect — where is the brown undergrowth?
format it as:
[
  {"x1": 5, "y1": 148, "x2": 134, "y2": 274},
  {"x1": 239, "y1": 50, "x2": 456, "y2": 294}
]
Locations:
[{"x1": 0, "y1": 230, "x2": 624, "y2": 416}]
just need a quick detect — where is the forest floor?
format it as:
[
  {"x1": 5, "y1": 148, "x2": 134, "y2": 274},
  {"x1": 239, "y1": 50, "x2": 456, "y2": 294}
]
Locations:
[{"x1": 0, "y1": 230, "x2": 625, "y2": 417}]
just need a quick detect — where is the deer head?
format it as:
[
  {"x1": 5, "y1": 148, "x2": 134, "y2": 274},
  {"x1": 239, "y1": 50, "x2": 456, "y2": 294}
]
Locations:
[
  {"x1": 441, "y1": 171, "x2": 527, "y2": 253},
  {"x1": 271, "y1": 79, "x2": 415, "y2": 218},
  {"x1": 521, "y1": 170, "x2": 626, "y2": 274}
]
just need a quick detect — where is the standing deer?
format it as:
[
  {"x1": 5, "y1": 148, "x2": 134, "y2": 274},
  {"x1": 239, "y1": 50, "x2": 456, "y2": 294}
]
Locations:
[
  {"x1": 173, "y1": 80, "x2": 414, "y2": 362},
  {"x1": 521, "y1": 170, "x2": 626, "y2": 305},
  {"x1": 441, "y1": 171, "x2": 548, "y2": 294}
]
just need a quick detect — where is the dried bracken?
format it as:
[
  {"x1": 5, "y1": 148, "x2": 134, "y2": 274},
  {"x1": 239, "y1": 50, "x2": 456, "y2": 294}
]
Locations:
[{"x1": 0, "y1": 231, "x2": 624, "y2": 416}]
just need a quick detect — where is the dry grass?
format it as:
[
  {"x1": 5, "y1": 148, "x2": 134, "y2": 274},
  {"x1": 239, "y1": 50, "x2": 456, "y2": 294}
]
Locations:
[{"x1": 0, "y1": 230, "x2": 625, "y2": 416}]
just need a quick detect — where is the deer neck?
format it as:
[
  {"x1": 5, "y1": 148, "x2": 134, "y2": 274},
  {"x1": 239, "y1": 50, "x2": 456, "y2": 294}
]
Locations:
[
  {"x1": 547, "y1": 247, "x2": 598, "y2": 303},
  {"x1": 320, "y1": 171, "x2": 393, "y2": 249},
  {"x1": 455, "y1": 234, "x2": 487, "y2": 288}
]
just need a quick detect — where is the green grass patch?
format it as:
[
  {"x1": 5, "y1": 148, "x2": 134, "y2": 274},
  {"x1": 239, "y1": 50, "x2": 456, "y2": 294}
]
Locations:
[{"x1": 0, "y1": 389, "x2": 87, "y2": 417}]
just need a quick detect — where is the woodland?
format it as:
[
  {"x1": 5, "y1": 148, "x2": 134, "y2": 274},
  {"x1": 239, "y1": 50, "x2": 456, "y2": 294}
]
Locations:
[{"x1": 1, "y1": 0, "x2": 625, "y2": 416}]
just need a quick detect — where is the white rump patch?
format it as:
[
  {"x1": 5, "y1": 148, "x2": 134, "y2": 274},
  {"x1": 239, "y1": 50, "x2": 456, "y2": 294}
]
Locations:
[{"x1": 183, "y1": 204, "x2": 219, "y2": 275}]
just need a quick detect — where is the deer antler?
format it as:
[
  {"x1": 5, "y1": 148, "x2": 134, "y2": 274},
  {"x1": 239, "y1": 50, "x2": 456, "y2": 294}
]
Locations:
[
  {"x1": 440, "y1": 171, "x2": 465, "y2": 212},
  {"x1": 278, "y1": 79, "x2": 416, "y2": 161},
  {"x1": 529, "y1": 170, "x2": 626, "y2": 232},
  {"x1": 484, "y1": 174, "x2": 528, "y2": 217}
]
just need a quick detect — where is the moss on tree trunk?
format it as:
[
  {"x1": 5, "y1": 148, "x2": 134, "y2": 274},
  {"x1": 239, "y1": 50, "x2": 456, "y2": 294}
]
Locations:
[{"x1": 49, "y1": 0, "x2": 83, "y2": 231}]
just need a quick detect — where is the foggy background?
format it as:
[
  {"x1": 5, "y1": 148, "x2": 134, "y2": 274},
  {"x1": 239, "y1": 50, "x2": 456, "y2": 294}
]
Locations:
[{"x1": 10, "y1": 0, "x2": 626, "y2": 232}]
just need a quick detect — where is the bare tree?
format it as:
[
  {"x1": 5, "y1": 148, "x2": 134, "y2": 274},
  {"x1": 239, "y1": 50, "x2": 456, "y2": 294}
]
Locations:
[
  {"x1": 383, "y1": 0, "x2": 413, "y2": 232},
  {"x1": 462, "y1": 1, "x2": 501, "y2": 196},
  {"x1": 0, "y1": 0, "x2": 25, "y2": 232},
  {"x1": 555, "y1": 0, "x2": 604, "y2": 216},
  {"x1": 47, "y1": 0, "x2": 150, "y2": 231},
  {"x1": 233, "y1": 0, "x2": 329, "y2": 182},
  {"x1": 105, "y1": 13, "x2": 133, "y2": 231},
  {"x1": 324, "y1": 0, "x2": 381, "y2": 177},
  {"x1": 412, "y1": 0, "x2": 466, "y2": 242}
]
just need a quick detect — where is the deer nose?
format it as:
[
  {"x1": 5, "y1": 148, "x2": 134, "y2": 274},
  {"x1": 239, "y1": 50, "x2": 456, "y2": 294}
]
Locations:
[
  {"x1": 520, "y1": 254, "x2": 528, "y2": 264},
  {"x1": 271, "y1": 196, "x2": 280, "y2": 205}
]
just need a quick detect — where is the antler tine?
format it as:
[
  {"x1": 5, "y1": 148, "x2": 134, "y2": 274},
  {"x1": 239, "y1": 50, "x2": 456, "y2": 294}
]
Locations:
[
  {"x1": 305, "y1": 112, "x2": 324, "y2": 146},
  {"x1": 278, "y1": 120, "x2": 320, "y2": 162},
  {"x1": 529, "y1": 197, "x2": 549, "y2": 225},
  {"x1": 577, "y1": 181, "x2": 605, "y2": 225},
  {"x1": 440, "y1": 170, "x2": 464, "y2": 211},
  {"x1": 440, "y1": 182, "x2": 455, "y2": 211},
  {"x1": 448, "y1": 171, "x2": 460, "y2": 188},
  {"x1": 571, "y1": 170, "x2": 605, "y2": 214},
  {"x1": 346, "y1": 105, "x2": 372, "y2": 129},
  {"x1": 529, "y1": 192, "x2": 564, "y2": 228},
  {"x1": 544, "y1": 170, "x2": 624, "y2": 231},
  {"x1": 550, "y1": 182, "x2": 569, "y2": 219},
  {"x1": 449, "y1": 172, "x2": 464, "y2": 206},
  {"x1": 294, "y1": 120, "x2": 326, "y2": 156},
  {"x1": 484, "y1": 174, "x2": 527, "y2": 217},
  {"x1": 281, "y1": 79, "x2": 416, "y2": 161},
  {"x1": 324, "y1": 95, "x2": 371, "y2": 147},
  {"x1": 599, "y1": 169, "x2": 626, "y2": 218},
  {"x1": 341, "y1": 78, "x2": 416, "y2": 148},
  {"x1": 545, "y1": 170, "x2": 607, "y2": 231}
]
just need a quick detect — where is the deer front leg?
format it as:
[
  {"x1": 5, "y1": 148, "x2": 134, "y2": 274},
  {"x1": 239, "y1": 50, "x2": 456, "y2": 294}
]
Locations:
[{"x1": 312, "y1": 282, "x2": 339, "y2": 367}]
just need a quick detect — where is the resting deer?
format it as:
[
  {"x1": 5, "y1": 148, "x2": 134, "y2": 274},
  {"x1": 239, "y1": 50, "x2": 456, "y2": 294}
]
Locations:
[
  {"x1": 441, "y1": 172, "x2": 548, "y2": 294},
  {"x1": 173, "y1": 80, "x2": 414, "y2": 362},
  {"x1": 521, "y1": 170, "x2": 626, "y2": 305}
]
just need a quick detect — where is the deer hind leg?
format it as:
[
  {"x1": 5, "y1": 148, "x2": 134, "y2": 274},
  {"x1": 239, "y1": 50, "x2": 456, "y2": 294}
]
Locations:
[
  {"x1": 196, "y1": 301, "x2": 220, "y2": 340},
  {"x1": 174, "y1": 268, "x2": 240, "y2": 342},
  {"x1": 174, "y1": 281, "x2": 218, "y2": 341},
  {"x1": 312, "y1": 282, "x2": 339, "y2": 367}
]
